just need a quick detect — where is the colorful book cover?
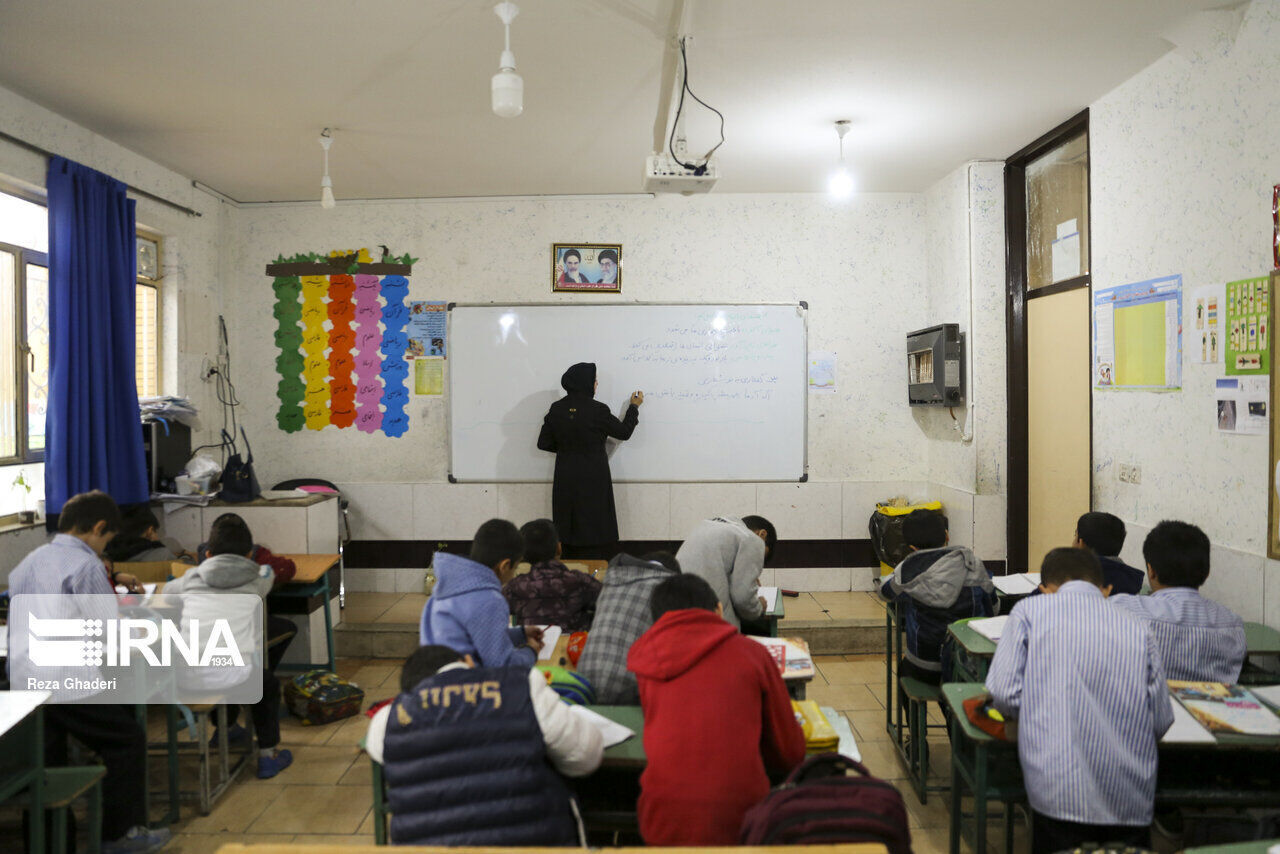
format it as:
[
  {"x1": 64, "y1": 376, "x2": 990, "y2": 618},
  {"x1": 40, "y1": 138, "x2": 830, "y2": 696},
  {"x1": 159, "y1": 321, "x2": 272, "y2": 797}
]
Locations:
[{"x1": 1168, "y1": 681, "x2": 1280, "y2": 736}]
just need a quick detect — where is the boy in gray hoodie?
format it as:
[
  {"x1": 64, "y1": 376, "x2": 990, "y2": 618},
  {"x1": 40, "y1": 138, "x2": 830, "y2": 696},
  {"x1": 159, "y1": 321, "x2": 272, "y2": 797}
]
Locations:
[{"x1": 166, "y1": 513, "x2": 295, "y2": 778}]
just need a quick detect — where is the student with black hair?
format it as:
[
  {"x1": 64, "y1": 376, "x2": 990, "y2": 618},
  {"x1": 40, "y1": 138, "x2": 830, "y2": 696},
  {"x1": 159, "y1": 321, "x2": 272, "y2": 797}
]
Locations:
[
  {"x1": 879, "y1": 512, "x2": 996, "y2": 684},
  {"x1": 674, "y1": 515, "x2": 777, "y2": 630},
  {"x1": 8, "y1": 491, "x2": 170, "y2": 852},
  {"x1": 165, "y1": 512, "x2": 296, "y2": 778},
  {"x1": 105, "y1": 505, "x2": 195, "y2": 564},
  {"x1": 1110, "y1": 520, "x2": 1246, "y2": 683},
  {"x1": 1073, "y1": 511, "x2": 1144, "y2": 595},
  {"x1": 578, "y1": 551, "x2": 681, "y2": 703},
  {"x1": 504, "y1": 518, "x2": 602, "y2": 631},
  {"x1": 419, "y1": 519, "x2": 544, "y2": 667},
  {"x1": 986, "y1": 547, "x2": 1173, "y2": 854},
  {"x1": 363, "y1": 644, "x2": 603, "y2": 846},
  {"x1": 628, "y1": 574, "x2": 805, "y2": 845}
]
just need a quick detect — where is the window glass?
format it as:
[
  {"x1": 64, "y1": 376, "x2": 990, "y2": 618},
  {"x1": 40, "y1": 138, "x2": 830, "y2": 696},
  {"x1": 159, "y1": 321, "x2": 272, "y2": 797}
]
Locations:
[
  {"x1": 0, "y1": 251, "x2": 15, "y2": 459},
  {"x1": 26, "y1": 263, "x2": 48, "y2": 452},
  {"x1": 0, "y1": 192, "x2": 48, "y2": 254},
  {"x1": 136, "y1": 283, "x2": 159, "y2": 398},
  {"x1": 1025, "y1": 131, "x2": 1089, "y2": 290}
]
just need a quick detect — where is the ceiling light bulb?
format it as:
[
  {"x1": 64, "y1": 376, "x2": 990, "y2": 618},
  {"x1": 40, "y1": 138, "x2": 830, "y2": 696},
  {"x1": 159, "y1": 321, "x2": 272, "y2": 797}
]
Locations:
[
  {"x1": 492, "y1": 2, "x2": 522, "y2": 118},
  {"x1": 828, "y1": 167, "x2": 854, "y2": 199},
  {"x1": 320, "y1": 175, "x2": 335, "y2": 209},
  {"x1": 492, "y1": 64, "x2": 523, "y2": 118}
]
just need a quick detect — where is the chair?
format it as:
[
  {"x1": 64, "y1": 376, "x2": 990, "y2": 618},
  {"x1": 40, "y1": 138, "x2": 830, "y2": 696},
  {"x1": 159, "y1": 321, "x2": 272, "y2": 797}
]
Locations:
[
  {"x1": 272, "y1": 477, "x2": 351, "y2": 608},
  {"x1": 12, "y1": 766, "x2": 106, "y2": 854},
  {"x1": 895, "y1": 675, "x2": 949, "y2": 803}
]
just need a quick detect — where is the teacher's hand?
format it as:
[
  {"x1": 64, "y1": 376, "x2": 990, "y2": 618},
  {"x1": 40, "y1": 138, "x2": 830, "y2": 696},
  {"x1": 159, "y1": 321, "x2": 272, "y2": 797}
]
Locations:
[{"x1": 631, "y1": 391, "x2": 644, "y2": 406}]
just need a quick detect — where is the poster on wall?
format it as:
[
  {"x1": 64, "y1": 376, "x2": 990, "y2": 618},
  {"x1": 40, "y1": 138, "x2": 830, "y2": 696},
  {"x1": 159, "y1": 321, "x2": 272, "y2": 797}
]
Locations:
[
  {"x1": 1224, "y1": 276, "x2": 1270, "y2": 375},
  {"x1": 415, "y1": 357, "x2": 444, "y2": 396},
  {"x1": 1189, "y1": 284, "x2": 1223, "y2": 365},
  {"x1": 1215, "y1": 376, "x2": 1268, "y2": 435},
  {"x1": 807, "y1": 351, "x2": 836, "y2": 393},
  {"x1": 407, "y1": 301, "x2": 447, "y2": 358},
  {"x1": 1093, "y1": 274, "x2": 1182, "y2": 390}
]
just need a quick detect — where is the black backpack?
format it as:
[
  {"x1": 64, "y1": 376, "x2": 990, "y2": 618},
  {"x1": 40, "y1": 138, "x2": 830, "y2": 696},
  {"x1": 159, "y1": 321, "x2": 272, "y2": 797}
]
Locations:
[{"x1": 220, "y1": 428, "x2": 260, "y2": 503}]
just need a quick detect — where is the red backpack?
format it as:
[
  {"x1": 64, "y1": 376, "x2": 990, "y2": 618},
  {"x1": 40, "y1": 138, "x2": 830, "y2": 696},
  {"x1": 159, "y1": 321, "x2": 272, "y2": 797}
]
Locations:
[{"x1": 739, "y1": 753, "x2": 911, "y2": 853}]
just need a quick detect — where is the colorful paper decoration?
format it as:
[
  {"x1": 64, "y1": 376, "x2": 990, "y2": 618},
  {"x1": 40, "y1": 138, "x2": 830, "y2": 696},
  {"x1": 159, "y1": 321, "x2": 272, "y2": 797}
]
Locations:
[
  {"x1": 353, "y1": 273, "x2": 385, "y2": 434},
  {"x1": 271, "y1": 276, "x2": 305, "y2": 432},
  {"x1": 266, "y1": 251, "x2": 416, "y2": 438}
]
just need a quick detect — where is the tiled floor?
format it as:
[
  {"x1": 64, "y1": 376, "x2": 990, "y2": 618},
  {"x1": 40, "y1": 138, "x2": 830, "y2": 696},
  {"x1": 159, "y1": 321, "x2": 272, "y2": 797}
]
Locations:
[{"x1": 3, "y1": 593, "x2": 1013, "y2": 853}]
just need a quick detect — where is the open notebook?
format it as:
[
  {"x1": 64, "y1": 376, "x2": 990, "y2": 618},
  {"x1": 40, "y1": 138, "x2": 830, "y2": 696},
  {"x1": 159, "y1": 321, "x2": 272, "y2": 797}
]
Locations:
[
  {"x1": 967, "y1": 615, "x2": 1009, "y2": 642},
  {"x1": 991, "y1": 573, "x2": 1040, "y2": 595}
]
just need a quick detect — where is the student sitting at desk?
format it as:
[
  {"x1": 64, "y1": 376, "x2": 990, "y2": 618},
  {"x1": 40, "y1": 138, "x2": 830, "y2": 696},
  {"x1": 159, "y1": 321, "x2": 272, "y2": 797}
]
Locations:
[
  {"x1": 629, "y1": 574, "x2": 805, "y2": 846},
  {"x1": 1073, "y1": 511, "x2": 1144, "y2": 595},
  {"x1": 364, "y1": 644, "x2": 603, "y2": 846},
  {"x1": 674, "y1": 515, "x2": 777, "y2": 631},
  {"x1": 986, "y1": 547, "x2": 1173, "y2": 854},
  {"x1": 504, "y1": 518, "x2": 602, "y2": 631},
  {"x1": 164, "y1": 513, "x2": 296, "y2": 778},
  {"x1": 104, "y1": 506, "x2": 195, "y2": 564},
  {"x1": 577, "y1": 551, "x2": 681, "y2": 703},
  {"x1": 419, "y1": 519, "x2": 544, "y2": 667},
  {"x1": 879, "y1": 512, "x2": 996, "y2": 685},
  {"x1": 1110, "y1": 520, "x2": 1246, "y2": 683},
  {"x1": 7, "y1": 491, "x2": 170, "y2": 853}
]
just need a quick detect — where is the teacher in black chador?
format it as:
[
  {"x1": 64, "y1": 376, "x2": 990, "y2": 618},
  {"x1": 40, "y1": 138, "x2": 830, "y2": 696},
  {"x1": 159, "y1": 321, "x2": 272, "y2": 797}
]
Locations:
[{"x1": 537, "y1": 362, "x2": 643, "y2": 560}]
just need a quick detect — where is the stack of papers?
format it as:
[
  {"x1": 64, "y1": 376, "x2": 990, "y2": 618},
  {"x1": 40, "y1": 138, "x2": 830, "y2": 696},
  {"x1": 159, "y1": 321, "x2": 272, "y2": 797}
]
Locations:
[
  {"x1": 749, "y1": 636, "x2": 815, "y2": 680},
  {"x1": 992, "y1": 573, "x2": 1040, "y2": 595},
  {"x1": 968, "y1": 615, "x2": 1009, "y2": 643},
  {"x1": 758, "y1": 586, "x2": 781, "y2": 612},
  {"x1": 534, "y1": 626, "x2": 564, "y2": 662},
  {"x1": 139, "y1": 396, "x2": 198, "y2": 425}
]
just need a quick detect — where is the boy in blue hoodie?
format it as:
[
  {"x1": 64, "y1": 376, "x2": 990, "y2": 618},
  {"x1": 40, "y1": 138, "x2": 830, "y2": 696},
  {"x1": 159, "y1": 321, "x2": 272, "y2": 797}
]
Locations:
[
  {"x1": 880, "y1": 513, "x2": 996, "y2": 684},
  {"x1": 420, "y1": 519, "x2": 544, "y2": 667}
]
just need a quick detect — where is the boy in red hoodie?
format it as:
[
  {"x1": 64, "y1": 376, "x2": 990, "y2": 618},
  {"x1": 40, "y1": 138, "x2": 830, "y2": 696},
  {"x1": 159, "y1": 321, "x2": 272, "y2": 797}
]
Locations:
[{"x1": 628, "y1": 574, "x2": 805, "y2": 845}]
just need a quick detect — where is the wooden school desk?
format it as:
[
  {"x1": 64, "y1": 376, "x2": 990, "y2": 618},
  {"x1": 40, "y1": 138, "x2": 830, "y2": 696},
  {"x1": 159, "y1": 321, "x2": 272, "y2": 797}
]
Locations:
[
  {"x1": 947, "y1": 617, "x2": 1280, "y2": 684},
  {"x1": 0, "y1": 690, "x2": 51, "y2": 854},
  {"x1": 941, "y1": 682, "x2": 1280, "y2": 854}
]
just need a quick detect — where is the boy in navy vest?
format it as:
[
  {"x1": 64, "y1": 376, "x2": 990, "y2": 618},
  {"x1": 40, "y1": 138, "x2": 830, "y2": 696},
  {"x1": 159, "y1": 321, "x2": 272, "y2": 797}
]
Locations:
[
  {"x1": 365, "y1": 644, "x2": 604, "y2": 846},
  {"x1": 420, "y1": 519, "x2": 545, "y2": 666},
  {"x1": 1073, "y1": 512, "x2": 1144, "y2": 595}
]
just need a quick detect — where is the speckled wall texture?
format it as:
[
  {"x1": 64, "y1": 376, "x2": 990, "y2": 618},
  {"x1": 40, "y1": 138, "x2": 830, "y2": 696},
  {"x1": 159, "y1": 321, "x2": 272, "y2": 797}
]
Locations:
[{"x1": 1090, "y1": 0, "x2": 1280, "y2": 624}]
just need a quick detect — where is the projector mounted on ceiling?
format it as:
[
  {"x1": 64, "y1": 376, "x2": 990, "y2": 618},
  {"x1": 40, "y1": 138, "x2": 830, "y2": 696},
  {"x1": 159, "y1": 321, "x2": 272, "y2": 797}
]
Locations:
[{"x1": 643, "y1": 153, "x2": 719, "y2": 194}]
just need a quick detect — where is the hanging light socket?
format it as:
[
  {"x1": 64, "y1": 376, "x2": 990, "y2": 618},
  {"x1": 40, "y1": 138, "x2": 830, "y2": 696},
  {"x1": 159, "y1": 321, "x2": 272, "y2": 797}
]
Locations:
[
  {"x1": 319, "y1": 129, "x2": 336, "y2": 209},
  {"x1": 492, "y1": 2, "x2": 523, "y2": 118},
  {"x1": 827, "y1": 119, "x2": 855, "y2": 199}
]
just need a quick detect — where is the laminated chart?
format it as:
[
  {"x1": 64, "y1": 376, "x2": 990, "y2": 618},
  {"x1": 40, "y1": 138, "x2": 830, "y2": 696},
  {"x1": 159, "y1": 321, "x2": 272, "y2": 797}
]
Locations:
[{"x1": 264, "y1": 251, "x2": 417, "y2": 438}]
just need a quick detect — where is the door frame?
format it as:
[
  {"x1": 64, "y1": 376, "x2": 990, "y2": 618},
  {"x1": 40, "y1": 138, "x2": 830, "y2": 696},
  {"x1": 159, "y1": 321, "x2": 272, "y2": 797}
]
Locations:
[{"x1": 1005, "y1": 109, "x2": 1092, "y2": 571}]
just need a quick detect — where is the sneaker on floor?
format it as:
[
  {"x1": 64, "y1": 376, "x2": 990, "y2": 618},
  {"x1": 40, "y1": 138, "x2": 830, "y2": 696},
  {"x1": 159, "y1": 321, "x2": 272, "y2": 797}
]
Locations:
[
  {"x1": 103, "y1": 825, "x2": 171, "y2": 853},
  {"x1": 209, "y1": 724, "x2": 251, "y2": 748},
  {"x1": 258, "y1": 747, "x2": 293, "y2": 779}
]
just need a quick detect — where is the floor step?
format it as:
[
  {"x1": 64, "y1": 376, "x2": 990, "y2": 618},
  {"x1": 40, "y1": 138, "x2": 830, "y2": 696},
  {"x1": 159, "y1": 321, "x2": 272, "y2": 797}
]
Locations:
[{"x1": 336, "y1": 618, "x2": 886, "y2": 659}]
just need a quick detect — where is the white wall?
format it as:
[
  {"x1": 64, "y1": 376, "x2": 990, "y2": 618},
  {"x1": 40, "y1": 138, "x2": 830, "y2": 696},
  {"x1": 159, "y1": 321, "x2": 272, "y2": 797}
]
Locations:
[
  {"x1": 919, "y1": 161, "x2": 1008, "y2": 561},
  {"x1": 224, "y1": 193, "x2": 970, "y2": 582},
  {"x1": 1090, "y1": 0, "x2": 1280, "y2": 626},
  {"x1": 0, "y1": 82, "x2": 226, "y2": 574}
]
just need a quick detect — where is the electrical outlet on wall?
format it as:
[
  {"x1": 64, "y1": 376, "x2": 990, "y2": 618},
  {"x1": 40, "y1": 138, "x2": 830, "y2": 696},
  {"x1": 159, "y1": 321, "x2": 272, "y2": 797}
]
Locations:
[
  {"x1": 1118, "y1": 464, "x2": 1132, "y2": 483},
  {"x1": 1129, "y1": 464, "x2": 1141, "y2": 485}
]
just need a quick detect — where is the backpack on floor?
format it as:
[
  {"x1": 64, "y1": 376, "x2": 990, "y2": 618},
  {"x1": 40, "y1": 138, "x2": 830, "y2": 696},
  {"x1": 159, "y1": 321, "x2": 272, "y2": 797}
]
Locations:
[
  {"x1": 284, "y1": 670, "x2": 365, "y2": 725},
  {"x1": 740, "y1": 753, "x2": 911, "y2": 853}
]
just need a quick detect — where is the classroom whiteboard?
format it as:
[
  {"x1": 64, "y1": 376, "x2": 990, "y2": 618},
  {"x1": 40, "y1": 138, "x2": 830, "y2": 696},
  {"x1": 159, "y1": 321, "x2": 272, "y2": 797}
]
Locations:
[{"x1": 448, "y1": 304, "x2": 807, "y2": 481}]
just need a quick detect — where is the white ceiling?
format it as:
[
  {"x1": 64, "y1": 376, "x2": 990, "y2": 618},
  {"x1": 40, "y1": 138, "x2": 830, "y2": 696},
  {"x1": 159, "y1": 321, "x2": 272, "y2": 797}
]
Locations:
[{"x1": 0, "y1": 0, "x2": 1225, "y2": 201}]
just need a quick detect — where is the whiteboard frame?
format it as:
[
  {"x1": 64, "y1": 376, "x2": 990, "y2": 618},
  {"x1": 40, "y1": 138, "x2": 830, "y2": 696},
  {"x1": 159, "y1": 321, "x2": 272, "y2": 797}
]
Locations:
[{"x1": 444, "y1": 301, "x2": 809, "y2": 483}]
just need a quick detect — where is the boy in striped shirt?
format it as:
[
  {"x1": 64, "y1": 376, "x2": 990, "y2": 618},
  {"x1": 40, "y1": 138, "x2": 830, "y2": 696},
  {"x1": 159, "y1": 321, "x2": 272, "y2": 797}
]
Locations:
[
  {"x1": 986, "y1": 547, "x2": 1173, "y2": 854},
  {"x1": 1110, "y1": 520, "x2": 1246, "y2": 683}
]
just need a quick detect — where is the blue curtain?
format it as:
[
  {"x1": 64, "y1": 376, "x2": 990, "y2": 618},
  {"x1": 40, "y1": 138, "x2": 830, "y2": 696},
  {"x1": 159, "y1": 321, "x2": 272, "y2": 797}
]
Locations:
[{"x1": 45, "y1": 156, "x2": 148, "y2": 515}]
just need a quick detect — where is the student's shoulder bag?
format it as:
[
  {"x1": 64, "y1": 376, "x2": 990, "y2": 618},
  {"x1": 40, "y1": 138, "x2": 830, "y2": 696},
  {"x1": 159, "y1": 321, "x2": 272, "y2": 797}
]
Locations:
[{"x1": 220, "y1": 428, "x2": 261, "y2": 503}]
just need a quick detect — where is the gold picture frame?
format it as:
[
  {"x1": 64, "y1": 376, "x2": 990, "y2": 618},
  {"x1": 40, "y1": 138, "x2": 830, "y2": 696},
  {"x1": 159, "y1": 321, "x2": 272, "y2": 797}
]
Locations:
[{"x1": 552, "y1": 243, "x2": 621, "y2": 293}]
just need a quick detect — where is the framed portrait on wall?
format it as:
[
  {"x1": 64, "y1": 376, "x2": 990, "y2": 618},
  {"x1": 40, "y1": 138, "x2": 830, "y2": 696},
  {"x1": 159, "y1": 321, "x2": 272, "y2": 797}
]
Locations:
[{"x1": 552, "y1": 243, "x2": 621, "y2": 293}]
